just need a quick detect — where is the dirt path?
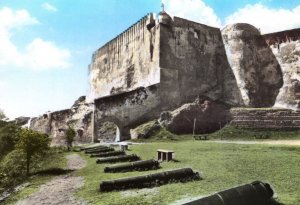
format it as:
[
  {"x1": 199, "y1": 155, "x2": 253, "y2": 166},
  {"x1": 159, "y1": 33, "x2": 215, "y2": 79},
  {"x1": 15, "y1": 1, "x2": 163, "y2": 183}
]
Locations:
[
  {"x1": 212, "y1": 140, "x2": 300, "y2": 146},
  {"x1": 16, "y1": 154, "x2": 88, "y2": 205}
]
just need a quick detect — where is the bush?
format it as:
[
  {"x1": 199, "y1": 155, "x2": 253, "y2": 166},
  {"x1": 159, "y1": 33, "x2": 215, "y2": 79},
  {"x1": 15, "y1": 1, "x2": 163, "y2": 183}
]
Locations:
[
  {"x1": 65, "y1": 126, "x2": 76, "y2": 151},
  {"x1": 0, "y1": 122, "x2": 20, "y2": 160},
  {"x1": 0, "y1": 150, "x2": 27, "y2": 192}
]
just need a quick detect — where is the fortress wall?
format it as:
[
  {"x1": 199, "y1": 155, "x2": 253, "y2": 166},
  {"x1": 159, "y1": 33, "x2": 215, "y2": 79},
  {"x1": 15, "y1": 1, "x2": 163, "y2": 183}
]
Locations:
[
  {"x1": 230, "y1": 109, "x2": 300, "y2": 129},
  {"x1": 263, "y1": 29, "x2": 300, "y2": 110},
  {"x1": 88, "y1": 14, "x2": 160, "y2": 102},
  {"x1": 263, "y1": 28, "x2": 300, "y2": 46},
  {"x1": 222, "y1": 24, "x2": 283, "y2": 107},
  {"x1": 159, "y1": 17, "x2": 243, "y2": 108},
  {"x1": 30, "y1": 97, "x2": 93, "y2": 146},
  {"x1": 94, "y1": 84, "x2": 161, "y2": 140}
]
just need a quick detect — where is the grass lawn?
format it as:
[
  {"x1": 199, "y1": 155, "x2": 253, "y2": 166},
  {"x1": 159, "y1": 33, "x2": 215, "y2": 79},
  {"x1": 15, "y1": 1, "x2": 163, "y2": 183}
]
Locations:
[{"x1": 76, "y1": 140, "x2": 300, "y2": 205}]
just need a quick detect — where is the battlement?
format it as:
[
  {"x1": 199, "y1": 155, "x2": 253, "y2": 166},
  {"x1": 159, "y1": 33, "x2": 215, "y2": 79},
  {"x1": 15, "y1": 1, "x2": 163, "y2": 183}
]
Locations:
[
  {"x1": 92, "y1": 13, "x2": 154, "y2": 61},
  {"x1": 263, "y1": 28, "x2": 300, "y2": 46}
]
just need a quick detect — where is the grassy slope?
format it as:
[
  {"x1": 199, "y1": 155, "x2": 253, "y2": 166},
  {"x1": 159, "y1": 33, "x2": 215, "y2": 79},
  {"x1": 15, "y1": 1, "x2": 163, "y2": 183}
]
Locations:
[
  {"x1": 76, "y1": 141, "x2": 300, "y2": 205},
  {"x1": 209, "y1": 125, "x2": 300, "y2": 140},
  {"x1": 4, "y1": 149, "x2": 67, "y2": 205}
]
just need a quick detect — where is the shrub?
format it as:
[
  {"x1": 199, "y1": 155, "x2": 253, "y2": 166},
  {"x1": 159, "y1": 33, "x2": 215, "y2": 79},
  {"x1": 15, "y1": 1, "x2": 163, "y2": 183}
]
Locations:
[
  {"x1": 65, "y1": 126, "x2": 76, "y2": 151},
  {"x1": 0, "y1": 150, "x2": 27, "y2": 191},
  {"x1": 0, "y1": 122, "x2": 20, "y2": 159},
  {"x1": 16, "y1": 129, "x2": 50, "y2": 176}
]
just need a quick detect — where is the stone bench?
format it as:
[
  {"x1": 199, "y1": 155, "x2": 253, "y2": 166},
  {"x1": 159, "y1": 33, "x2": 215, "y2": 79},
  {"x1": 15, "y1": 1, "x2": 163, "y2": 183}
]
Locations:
[{"x1": 157, "y1": 149, "x2": 174, "y2": 162}]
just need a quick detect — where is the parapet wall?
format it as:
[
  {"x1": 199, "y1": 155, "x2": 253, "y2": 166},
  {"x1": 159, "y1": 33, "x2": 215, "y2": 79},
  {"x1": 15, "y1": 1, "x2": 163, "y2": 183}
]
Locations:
[
  {"x1": 88, "y1": 13, "x2": 160, "y2": 102},
  {"x1": 263, "y1": 28, "x2": 300, "y2": 46},
  {"x1": 230, "y1": 109, "x2": 300, "y2": 129}
]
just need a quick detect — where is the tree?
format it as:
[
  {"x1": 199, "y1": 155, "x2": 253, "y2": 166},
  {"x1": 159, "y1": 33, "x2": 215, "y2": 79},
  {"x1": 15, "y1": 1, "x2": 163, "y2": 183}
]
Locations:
[
  {"x1": 16, "y1": 129, "x2": 50, "y2": 176},
  {"x1": 65, "y1": 126, "x2": 76, "y2": 151},
  {"x1": 0, "y1": 122, "x2": 20, "y2": 159},
  {"x1": 0, "y1": 109, "x2": 6, "y2": 120}
]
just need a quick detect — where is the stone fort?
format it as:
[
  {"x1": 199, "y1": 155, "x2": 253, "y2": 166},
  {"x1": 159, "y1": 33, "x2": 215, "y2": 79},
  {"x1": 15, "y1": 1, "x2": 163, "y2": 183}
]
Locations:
[
  {"x1": 87, "y1": 10, "x2": 297, "y2": 141},
  {"x1": 28, "y1": 10, "x2": 299, "y2": 144}
]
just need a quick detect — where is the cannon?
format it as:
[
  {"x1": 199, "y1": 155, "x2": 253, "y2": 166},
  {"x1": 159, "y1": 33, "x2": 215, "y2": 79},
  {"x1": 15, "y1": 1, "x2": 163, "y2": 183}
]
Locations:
[
  {"x1": 104, "y1": 159, "x2": 160, "y2": 173},
  {"x1": 85, "y1": 147, "x2": 114, "y2": 154},
  {"x1": 99, "y1": 168, "x2": 201, "y2": 192},
  {"x1": 90, "y1": 150, "x2": 125, "y2": 158},
  {"x1": 96, "y1": 154, "x2": 141, "y2": 164},
  {"x1": 84, "y1": 146, "x2": 111, "y2": 154},
  {"x1": 182, "y1": 181, "x2": 274, "y2": 205},
  {"x1": 81, "y1": 145, "x2": 106, "y2": 151}
]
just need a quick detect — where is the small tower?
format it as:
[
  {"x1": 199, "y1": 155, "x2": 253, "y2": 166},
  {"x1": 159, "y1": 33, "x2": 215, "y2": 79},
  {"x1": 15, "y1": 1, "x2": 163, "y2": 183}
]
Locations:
[
  {"x1": 158, "y1": 3, "x2": 172, "y2": 25},
  {"x1": 146, "y1": 13, "x2": 156, "y2": 30}
]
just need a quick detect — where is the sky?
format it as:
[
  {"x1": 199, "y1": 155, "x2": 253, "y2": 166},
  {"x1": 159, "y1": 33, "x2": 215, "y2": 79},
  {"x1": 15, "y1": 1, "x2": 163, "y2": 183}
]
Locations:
[{"x1": 0, "y1": 0, "x2": 300, "y2": 119}]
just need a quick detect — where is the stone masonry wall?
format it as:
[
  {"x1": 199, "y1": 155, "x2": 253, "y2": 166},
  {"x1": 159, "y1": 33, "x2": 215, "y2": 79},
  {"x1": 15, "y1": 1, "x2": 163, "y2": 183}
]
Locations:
[
  {"x1": 88, "y1": 14, "x2": 160, "y2": 102},
  {"x1": 230, "y1": 108, "x2": 300, "y2": 129},
  {"x1": 159, "y1": 17, "x2": 243, "y2": 109},
  {"x1": 263, "y1": 29, "x2": 300, "y2": 110},
  {"x1": 30, "y1": 96, "x2": 93, "y2": 146},
  {"x1": 94, "y1": 84, "x2": 161, "y2": 141},
  {"x1": 222, "y1": 24, "x2": 283, "y2": 107}
]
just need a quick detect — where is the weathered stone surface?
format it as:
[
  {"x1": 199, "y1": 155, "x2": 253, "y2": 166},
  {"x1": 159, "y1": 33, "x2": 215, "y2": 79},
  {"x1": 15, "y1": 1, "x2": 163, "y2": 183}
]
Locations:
[
  {"x1": 97, "y1": 122, "x2": 117, "y2": 141},
  {"x1": 263, "y1": 29, "x2": 300, "y2": 110},
  {"x1": 87, "y1": 14, "x2": 159, "y2": 102},
  {"x1": 159, "y1": 98, "x2": 231, "y2": 134},
  {"x1": 230, "y1": 108, "x2": 300, "y2": 129},
  {"x1": 91, "y1": 13, "x2": 244, "y2": 140},
  {"x1": 222, "y1": 23, "x2": 283, "y2": 107},
  {"x1": 130, "y1": 120, "x2": 161, "y2": 139},
  {"x1": 14, "y1": 117, "x2": 30, "y2": 126},
  {"x1": 30, "y1": 96, "x2": 93, "y2": 146}
]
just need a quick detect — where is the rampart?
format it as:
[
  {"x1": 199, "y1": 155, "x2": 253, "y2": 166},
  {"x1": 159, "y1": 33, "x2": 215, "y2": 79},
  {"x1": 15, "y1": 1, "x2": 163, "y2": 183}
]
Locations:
[
  {"x1": 263, "y1": 28, "x2": 300, "y2": 46},
  {"x1": 230, "y1": 108, "x2": 300, "y2": 129},
  {"x1": 88, "y1": 13, "x2": 159, "y2": 101}
]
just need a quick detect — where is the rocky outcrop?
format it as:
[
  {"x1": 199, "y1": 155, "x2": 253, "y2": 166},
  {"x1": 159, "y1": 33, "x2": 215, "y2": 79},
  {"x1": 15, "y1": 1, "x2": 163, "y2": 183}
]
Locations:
[
  {"x1": 29, "y1": 96, "x2": 93, "y2": 146},
  {"x1": 263, "y1": 30, "x2": 300, "y2": 110},
  {"x1": 158, "y1": 98, "x2": 231, "y2": 134},
  {"x1": 130, "y1": 120, "x2": 161, "y2": 139},
  {"x1": 222, "y1": 23, "x2": 283, "y2": 107},
  {"x1": 97, "y1": 122, "x2": 117, "y2": 141}
]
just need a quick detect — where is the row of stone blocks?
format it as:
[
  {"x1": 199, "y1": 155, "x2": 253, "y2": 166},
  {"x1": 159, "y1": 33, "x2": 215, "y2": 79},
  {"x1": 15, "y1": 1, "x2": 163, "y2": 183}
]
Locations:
[{"x1": 230, "y1": 109, "x2": 300, "y2": 129}]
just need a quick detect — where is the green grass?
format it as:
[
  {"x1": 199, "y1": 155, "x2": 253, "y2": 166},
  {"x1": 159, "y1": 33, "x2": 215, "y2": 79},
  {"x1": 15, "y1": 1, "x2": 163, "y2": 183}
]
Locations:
[
  {"x1": 209, "y1": 125, "x2": 300, "y2": 140},
  {"x1": 3, "y1": 148, "x2": 68, "y2": 205},
  {"x1": 76, "y1": 141, "x2": 300, "y2": 205}
]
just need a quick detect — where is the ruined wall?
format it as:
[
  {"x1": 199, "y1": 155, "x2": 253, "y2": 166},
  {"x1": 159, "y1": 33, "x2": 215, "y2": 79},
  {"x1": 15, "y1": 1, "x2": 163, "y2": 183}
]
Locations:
[
  {"x1": 222, "y1": 23, "x2": 283, "y2": 107},
  {"x1": 159, "y1": 17, "x2": 243, "y2": 108},
  {"x1": 230, "y1": 108, "x2": 300, "y2": 129},
  {"x1": 94, "y1": 85, "x2": 161, "y2": 140},
  {"x1": 88, "y1": 14, "x2": 160, "y2": 102},
  {"x1": 263, "y1": 29, "x2": 300, "y2": 110},
  {"x1": 30, "y1": 96, "x2": 93, "y2": 146}
]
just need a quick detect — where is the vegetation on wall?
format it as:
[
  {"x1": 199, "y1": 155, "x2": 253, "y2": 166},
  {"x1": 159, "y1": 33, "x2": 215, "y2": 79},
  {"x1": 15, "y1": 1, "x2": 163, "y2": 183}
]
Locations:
[{"x1": 65, "y1": 126, "x2": 76, "y2": 151}]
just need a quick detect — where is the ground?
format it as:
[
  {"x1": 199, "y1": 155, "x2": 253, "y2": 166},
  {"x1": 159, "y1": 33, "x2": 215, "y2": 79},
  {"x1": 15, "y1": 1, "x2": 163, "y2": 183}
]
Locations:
[
  {"x1": 14, "y1": 154, "x2": 88, "y2": 205},
  {"x1": 4, "y1": 135, "x2": 300, "y2": 205}
]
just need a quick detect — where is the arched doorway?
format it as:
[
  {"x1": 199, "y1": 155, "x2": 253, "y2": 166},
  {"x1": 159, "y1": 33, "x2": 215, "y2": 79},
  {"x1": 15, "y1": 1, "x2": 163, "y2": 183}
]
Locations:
[{"x1": 96, "y1": 121, "x2": 121, "y2": 142}]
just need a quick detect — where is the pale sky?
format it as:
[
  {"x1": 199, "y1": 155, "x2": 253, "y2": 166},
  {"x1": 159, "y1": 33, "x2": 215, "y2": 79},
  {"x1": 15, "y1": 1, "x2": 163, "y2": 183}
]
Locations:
[{"x1": 1, "y1": 0, "x2": 300, "y2": 119}]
